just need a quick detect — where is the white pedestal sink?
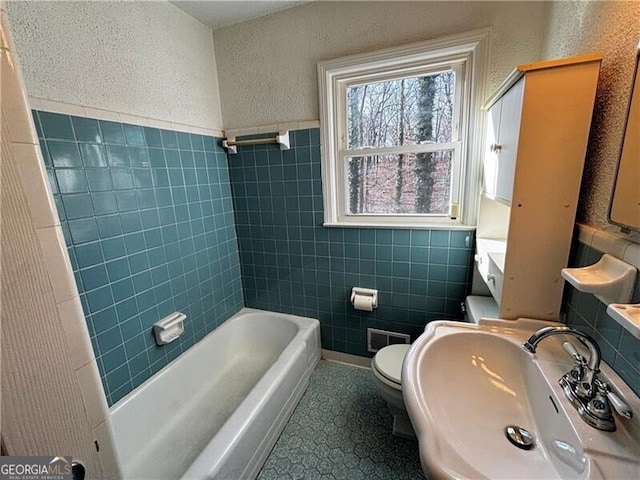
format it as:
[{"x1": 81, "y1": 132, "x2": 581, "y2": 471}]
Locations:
[{"x1": 402, "y1": 319, "x2": 640, "y2": 480}]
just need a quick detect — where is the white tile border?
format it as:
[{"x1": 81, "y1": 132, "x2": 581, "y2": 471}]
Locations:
[
  {"x1": 77, "y1": 361, "x2": 110, "y2": 428},
  {"x1": 224, "y1": 119, "x2": 320, "y2": 139},
  {"x1": 592, "y1": 230, "x2": 630, "y2": 259},
  {"x1": 298, "y1": 119, "x2": 321, "y2": 130},
  {"x1": 57, "y1": 296, "x2": 95, "y2": 370},
  {"x1": 577, "y1": 223, "x2": 640, "y2": 270},
  {"x1": 3, "y1": 48, "x2": 39, "y2": 144},
  {"x1": 13, "y1": 142, "x2": 60, "y2": 228},
  {"x1": 576, "y1": 223, "x2": 596, "y2": 246},
  {"x1": 35, "y1": 225, "x2": 78, "y2": 304},
  {"x1": 28, "y1": 96, "x2": 225, "y2": 138},
  {"x1": 3, "y1": 21, "x2": 115, "y2": 476},
  {"x1": 118, "y1": 112, "x2": 149, "y2": 128},
  {"x1": 624, "y1": 243, "x2": 640, "y2": 267},
  {"x1": 39, "y1": 97, "x2": 85, "y2": 117},
  {"x1": 83, "y1": 105, "x2": 121, "y2": 123}
]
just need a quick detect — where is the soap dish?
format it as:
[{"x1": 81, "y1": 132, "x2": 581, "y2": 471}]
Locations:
[
  {"x1": 561, "y1": 254, "x2": 637, "y2": 305},
  {"x1": 153, "y1": 312, "x2": 186, "y2": 345},
  {"x1": 607, "y1": 304, "x2": 640, "y2": 340}
]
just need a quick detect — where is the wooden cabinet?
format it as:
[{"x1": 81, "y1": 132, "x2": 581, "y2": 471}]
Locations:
[
  {"x1": 483, "y1": 77, "x2": 524, "y2": 204},
  {"x1": 475, "y1": 54, "x2": 602, "y2": 321}
]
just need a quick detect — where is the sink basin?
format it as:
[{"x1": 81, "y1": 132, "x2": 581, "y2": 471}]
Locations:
[{"x1": 402, "y1": 319, "x2": 640, "y2": 480}]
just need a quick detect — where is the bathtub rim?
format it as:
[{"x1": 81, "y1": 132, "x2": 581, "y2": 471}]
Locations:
[{"x1": 108, "y1": 307, "x2": 318, "y2": 415}]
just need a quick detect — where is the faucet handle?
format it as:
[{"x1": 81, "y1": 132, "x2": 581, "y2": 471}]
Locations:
[
  {"x1": 607, "y1": 391, "x2": 633, "y2": 419},
  {"x1": 563, "y1": 341, "x2": 587, "y2": 365},
  {"x1": 594, "y1": 378, "x2": 634, "y2": 420}
]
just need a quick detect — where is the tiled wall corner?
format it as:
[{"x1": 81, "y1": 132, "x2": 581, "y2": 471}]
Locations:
[
  {"x1": 228, "y1": 128, "x2": 474, "y2": 357},
  {"x1": 35, "y1": 109, "x2": 244, "y2": 405}
]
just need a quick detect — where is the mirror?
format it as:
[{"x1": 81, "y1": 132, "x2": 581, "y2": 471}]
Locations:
[{"x1": 610, "y1": 45, "x2": 640, "y2": 232}]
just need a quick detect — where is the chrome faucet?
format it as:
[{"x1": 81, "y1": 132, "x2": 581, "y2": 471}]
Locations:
[
  {"x1": 523, "y1": 326, "x2": 601, "y2": 398},
  {"x1": 523, "y1": 326, "x2": 632, "y2": 432}
]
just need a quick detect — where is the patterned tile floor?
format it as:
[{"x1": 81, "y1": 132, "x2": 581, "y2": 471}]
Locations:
[{"x1": 257, "y1": 360, "x2": 426, "y2": 480}]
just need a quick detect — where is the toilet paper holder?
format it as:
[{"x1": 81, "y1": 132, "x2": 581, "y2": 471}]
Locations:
[{"x1": 351, "y1": 287, "x2": 378, "y2": 310}]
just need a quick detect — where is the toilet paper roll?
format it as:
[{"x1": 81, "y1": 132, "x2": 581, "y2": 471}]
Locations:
[{"x1": 353, "y1": 294, "x2": 374, "y2": 311}]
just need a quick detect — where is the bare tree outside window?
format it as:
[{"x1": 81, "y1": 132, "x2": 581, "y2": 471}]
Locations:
[{"x1": 346, "y1": 71, "x2": 456, "y2": 215}]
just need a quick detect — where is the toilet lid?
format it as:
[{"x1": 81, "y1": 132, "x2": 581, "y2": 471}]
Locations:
[{"x1": 373, "y1": 344, "x2": 411, "y2": 385}]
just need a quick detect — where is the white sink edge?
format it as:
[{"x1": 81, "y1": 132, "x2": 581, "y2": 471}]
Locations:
[{"x1": 402, "y1": 319, "x2": 640, "y2": 480}]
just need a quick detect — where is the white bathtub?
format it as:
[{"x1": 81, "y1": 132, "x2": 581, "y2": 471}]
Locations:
[{"x1": 109, "y1": 308, "x2": 321, "y2": 479}]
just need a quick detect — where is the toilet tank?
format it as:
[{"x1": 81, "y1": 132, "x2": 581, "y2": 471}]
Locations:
[{"x1": 464, "y1": 296, "x2": 499, "y2": 324}]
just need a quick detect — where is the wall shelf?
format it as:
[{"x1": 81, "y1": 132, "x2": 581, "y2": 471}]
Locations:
[{"x1": 561, "y1": 254, "x2": 637, "y2": 305}]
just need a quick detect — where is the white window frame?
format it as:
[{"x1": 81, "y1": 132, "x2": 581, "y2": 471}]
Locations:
[{"x1": 318, "y1": 29, "x2": 489, "y2": 228}]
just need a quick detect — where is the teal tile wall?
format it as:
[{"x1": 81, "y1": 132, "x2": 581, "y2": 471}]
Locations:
[
  {"x1": 34, "y1": 110, "x2": 244, "y2": 405},
  {"x1": 228, "y1": 129, "x2": 474, "y2": 356},
  {"x1": 564, "y1": 241, "x2": 640, "y2": 396}
]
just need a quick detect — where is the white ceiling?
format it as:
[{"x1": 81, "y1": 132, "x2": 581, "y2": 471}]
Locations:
[{"x1": 171, "y1": 1, "x2": 311, "y2": 30}]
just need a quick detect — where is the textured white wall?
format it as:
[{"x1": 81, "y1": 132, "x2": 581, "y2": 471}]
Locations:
[
  {"x1": 212, "y1": 1, "x2": 550, "y2": 129},
  {"x1": 543, "y1": 1, "x2": 640, "y2": 232},
  {"x1": 7, "y1": 0, "x2": 223, "y2": 130}
]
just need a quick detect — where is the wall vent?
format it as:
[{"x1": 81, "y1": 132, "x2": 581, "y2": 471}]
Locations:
[{"x1": 367, "y1": 328, "x2": 410, "y2": 353}]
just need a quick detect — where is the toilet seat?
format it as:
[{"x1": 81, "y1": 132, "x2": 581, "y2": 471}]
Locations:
[{"x1": 372, "y1": 344, "x2": 410, "y2": 387}]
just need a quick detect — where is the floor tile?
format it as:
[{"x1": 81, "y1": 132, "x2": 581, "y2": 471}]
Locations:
[{"x1": 259, "y1": 360, "x2": 425, "y2": 479}]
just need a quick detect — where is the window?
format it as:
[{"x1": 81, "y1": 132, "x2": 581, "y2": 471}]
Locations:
[{"x1": 318, "y1": 30, "x2": 488, "y2": 228}]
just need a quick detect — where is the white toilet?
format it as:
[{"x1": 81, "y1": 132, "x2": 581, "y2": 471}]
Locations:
[
  {"x1": 371, "y1": 343, "x2": 414, "y2": 438},
  {"x1": 371, "y1": 295, "x2": 498, "y2": 438}
]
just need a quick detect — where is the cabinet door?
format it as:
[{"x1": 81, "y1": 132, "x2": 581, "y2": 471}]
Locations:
[
  {"x1": 494, "y1": 78, "x2": 525, "y2": 203},
  {"x1": 483, "y1": 98, "x2": 502, "y2": 197}
]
